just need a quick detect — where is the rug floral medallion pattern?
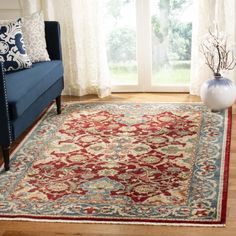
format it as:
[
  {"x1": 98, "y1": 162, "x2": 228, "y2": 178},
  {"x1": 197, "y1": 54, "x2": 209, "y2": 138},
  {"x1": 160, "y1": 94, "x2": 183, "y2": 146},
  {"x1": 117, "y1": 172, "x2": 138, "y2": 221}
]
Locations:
[{"x1": 0, "y1": 103, "x2": 231, "y2": 226}]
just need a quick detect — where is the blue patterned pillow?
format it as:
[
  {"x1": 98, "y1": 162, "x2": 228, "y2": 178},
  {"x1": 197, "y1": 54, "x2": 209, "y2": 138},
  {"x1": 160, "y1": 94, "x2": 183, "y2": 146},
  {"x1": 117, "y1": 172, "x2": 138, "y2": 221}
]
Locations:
[{"x1": 0, "y1": 19, "x2": 32, "y2": 72}]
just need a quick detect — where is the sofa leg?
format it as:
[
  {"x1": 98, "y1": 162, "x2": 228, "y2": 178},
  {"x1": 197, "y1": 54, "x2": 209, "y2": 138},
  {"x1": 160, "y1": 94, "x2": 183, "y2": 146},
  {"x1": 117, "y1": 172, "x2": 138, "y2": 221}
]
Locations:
[
  {"x1": 1, "y1": 146, "x2": 10, "y2": 171},
  {"x1": 56, "y1": 96, "x2": 62, "y2": 114}
]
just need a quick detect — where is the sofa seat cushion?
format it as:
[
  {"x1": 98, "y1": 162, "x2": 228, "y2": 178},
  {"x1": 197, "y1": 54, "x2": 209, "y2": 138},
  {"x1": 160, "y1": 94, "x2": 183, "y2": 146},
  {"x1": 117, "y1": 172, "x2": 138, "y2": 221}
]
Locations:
[{"x1": 6, "y1": 60, "x2": 63, "y2": 120}]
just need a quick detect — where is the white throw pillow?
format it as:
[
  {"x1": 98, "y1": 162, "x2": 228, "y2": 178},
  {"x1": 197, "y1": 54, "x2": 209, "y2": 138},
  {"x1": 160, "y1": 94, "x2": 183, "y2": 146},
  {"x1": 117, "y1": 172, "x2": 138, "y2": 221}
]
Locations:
[{"x1": 21, "y1": 12, "x2": 50, "y2": 63}]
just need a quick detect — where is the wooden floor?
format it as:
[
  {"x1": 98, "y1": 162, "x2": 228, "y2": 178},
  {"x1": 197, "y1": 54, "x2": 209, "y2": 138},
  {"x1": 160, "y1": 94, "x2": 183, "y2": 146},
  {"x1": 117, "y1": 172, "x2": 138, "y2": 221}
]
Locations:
[{"x1": 0, "y1": 93, "x2": 236, "y2": 236}]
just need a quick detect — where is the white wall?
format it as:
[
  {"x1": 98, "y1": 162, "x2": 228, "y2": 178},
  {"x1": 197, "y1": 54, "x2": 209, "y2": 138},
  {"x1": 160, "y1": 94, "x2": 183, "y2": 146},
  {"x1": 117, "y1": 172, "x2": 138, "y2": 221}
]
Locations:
[{"x1": 0, "y1": 0, "x2": 21, "y2": 20}]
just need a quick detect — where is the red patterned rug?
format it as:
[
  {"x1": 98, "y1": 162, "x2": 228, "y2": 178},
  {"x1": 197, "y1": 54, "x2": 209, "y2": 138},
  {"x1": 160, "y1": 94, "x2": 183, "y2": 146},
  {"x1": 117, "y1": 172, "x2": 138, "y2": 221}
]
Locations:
[{"x1": 0, "y1": 102, "x2": 231, "y2": 226}]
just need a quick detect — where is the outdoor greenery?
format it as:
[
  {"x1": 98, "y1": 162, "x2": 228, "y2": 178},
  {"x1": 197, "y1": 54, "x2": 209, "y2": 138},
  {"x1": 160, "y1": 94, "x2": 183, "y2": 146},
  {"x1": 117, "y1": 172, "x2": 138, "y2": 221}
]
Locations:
[
  {"x1": 106, "y1": 0, "x2": 132, "y2": 22},
  {"x1": 151, "y1": 0, "x2": 192, "y2": 66},
  {"x1": 169, "y1": 22, "x2": 192, "y2": 60},
  {"x1": 110, "y1": 62, "x2": 190, "y2": 85},
  {"x1": 105, "y1": 0, "x2": 192, "y2": 85},
  {"x1": 110, "y1": 68, "x2": 190, "y2": 85},
  {"x1": 107, "y1": 28, "x2": 136, "y2": 63}
]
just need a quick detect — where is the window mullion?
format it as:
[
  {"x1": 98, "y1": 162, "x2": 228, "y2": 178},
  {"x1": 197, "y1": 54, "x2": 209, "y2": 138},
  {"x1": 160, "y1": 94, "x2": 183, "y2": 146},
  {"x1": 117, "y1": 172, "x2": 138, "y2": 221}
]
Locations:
[{"x1": 136, "y1": 0, "x2": 152, "y2": 91}]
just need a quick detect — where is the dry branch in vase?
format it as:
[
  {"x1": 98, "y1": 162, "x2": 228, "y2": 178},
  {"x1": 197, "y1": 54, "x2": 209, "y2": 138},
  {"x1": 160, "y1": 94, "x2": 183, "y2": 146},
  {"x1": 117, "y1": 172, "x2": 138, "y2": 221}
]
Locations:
[{"x1": 200, "y1": 27, "x2": 236, "y2": 77}]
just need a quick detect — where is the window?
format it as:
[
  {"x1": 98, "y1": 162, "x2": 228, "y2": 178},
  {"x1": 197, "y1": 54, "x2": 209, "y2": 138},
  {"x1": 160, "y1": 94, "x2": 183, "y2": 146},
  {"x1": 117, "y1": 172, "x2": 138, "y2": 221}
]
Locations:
[
  {"x1": 103, "y1": 0, "x2": 193, "y2": 92},
  {"x1": 103, "y1": 0, "x2": 138, "y2": 86},
  {"x1": 151, "y1": 0, "x2": 192, "y2": 86}
]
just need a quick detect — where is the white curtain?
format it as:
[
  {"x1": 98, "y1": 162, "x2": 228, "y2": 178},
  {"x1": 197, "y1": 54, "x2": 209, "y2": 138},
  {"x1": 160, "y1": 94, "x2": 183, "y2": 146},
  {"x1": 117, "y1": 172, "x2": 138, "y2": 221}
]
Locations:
[
  {"x1": 19, "y1": 0, "x2": 111, "y2": 98},
  {"x1": 190, "y1": 0, "x2": 236, "y2": 95}
]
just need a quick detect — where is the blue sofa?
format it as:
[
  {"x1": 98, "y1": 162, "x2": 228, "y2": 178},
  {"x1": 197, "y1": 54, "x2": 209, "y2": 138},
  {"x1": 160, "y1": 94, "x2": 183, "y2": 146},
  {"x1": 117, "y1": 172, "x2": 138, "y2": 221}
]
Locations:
[{"x1": 0, "y1": 21, "x2": 64, "y2": 171}]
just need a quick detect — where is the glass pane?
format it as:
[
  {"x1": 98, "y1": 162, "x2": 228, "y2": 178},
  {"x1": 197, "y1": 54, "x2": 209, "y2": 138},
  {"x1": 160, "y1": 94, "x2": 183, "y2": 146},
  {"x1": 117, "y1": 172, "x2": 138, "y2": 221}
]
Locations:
[
  {"x1": 151, "y1": 0, "x2": 193, "y2": 85},
  {"x1": 103, "y1": 0, "x2": 138, "y2": 85}
]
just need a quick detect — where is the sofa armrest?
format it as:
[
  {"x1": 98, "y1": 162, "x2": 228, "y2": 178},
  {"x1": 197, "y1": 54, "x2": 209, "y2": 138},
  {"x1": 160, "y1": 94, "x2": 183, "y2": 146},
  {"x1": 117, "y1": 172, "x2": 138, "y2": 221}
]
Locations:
[
  {"x1": 45, "y1": 21, "x2": 62, "y2": 61},
  {"x1": 0, "y1": 63, "x2": 12, "y2": 146}
]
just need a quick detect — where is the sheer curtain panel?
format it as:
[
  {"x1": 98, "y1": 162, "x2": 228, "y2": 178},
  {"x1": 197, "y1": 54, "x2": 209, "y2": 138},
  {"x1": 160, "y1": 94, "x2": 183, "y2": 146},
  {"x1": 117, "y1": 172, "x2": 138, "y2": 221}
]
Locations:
[
  {"x1": 190, "y1": 0, "x2": 236, "y2": 95},
  {"x1": 20, "y1": 0, "x2": 111, "y2": 98}
]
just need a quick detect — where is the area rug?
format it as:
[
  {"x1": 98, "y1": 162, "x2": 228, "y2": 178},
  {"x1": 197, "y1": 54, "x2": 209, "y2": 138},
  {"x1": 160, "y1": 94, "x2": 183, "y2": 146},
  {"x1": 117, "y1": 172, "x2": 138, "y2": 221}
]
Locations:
[{"x1": 0, "y1": 102, "x2": 231, "y2": 226}]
